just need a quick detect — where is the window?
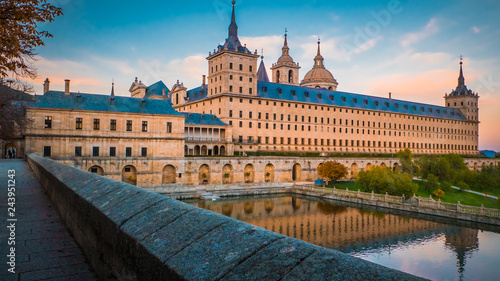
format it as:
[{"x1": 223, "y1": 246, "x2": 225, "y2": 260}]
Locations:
[
  {"x1": 142, "y1": 121, "x2": 148, "y2": 132},
  {"x1": 239, "y1": 111, "x2": 243, "y2": 118},
  {"x1": 76, "y1": 118, "x2": 83, "y2": 130},
  {"x1": 239, "y1": 64, "x2": 243, "y2": 71},
  {"x1": 110, "y1": 119, "x2": 116, "y2": 131},
  {"x1": 44, "y1": 116, "x2": 52, "y2": 128},
  {"x1": 229, "y1": 110, "x2": 233, "y2": 117},
  {"x1": 93, "y1": 119, "x2": 100, "y2": 130},
  {"x1": 126, "y1": 147, "x2": 132, "y2": 157},
  {"x1": 239, "y1": 87, "x2": 243, "y2": 93},
  {"x1": 75, "y1": 147, "x2": 82, "y2": 157},
  {"x1": 92, "y1": 147, "x2": 99, "y2": 157},
  {"x1": 109, "y1": 147, "x2": 116, "y2": 157},
  {"x1": 141, "y1": 147, "x2": 147, "y2": 157},
  {"x1": 43, "y1": 146, "x2": 51, "y2": 157},
  {"x1": 166, "y1": 122, "x2": 172, "y2": 133},
  {"x1": 249, "y1": 65, "x2": 253, "y2": 72},
  {"x1": 230, "y1": 63, "x2": 233, "y2": 69},
  {"x1": 126, "y1": 120, "x2": 132, "y2": 131}
]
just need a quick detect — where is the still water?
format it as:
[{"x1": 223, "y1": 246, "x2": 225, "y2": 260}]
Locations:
[{"x1": 183, "y1": 194, "x2": 500, "y2": 281}]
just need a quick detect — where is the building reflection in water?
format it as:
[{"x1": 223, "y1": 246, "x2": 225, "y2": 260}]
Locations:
[{"x1": 188, "y1": 194, "x2": 480, "y2": 275}]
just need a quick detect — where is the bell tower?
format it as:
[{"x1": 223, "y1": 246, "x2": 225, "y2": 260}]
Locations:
[
  {"x1": 271, "y1": 30, "x2": 300, "y2": 85},
  {"x1": 444, "y1": 58, "x2": 479, "y2": 122}
]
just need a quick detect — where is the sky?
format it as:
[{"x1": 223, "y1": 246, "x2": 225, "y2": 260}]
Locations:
[{"x1": 28, "y1": 0, "x2": 500, "y2": 151}]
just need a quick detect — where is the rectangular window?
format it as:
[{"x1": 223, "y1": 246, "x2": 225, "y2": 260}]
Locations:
[
  {"x1": 43, "y1": 146, "x2": 51, "y2": 157},
  {"x1": 142, "y1": 121, "x2": 148, "y2": 132},
  {"x1": 93, "y1": 119, "x2": 100, "y2": 130},
  {"x1": 230, "y1": 62, "x2": 233, "y2": 69},
  {"x1": 76, "y1": 118, "x2": 83, "y2": 130},
  {"x1": 44, "y1": 116, "x2": 52, "y2": 128},
  {"x1": 109, "y1": 147, "x2": 116, "y2": 157},
  {"x1": 92, "y1": 147, "x2": 99, "y2": 157},
  {"x1": 110, "y1": 119, "x2": 116, "y2": 131},
  {"x1": 126, "y1": 120, "x2": 132, "y2": 131},
  {"x1": 75, "y1": 147, "x2": 82, "y2": 157},
  {"x1": 166, "y1": 122, "x2": 172, "y2": 133},
  {"x1": 126, "y1": 147, "x2": 132, "y2": 157},
  {"x1": 141, "y1": 147, "x2": 147, "y2": 157},
  {"x1": 229, "y1": 110, "x2": 233, "y2": 117}
]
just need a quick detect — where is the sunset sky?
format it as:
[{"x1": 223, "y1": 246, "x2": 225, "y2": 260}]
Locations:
[{"x1": 29, "y1": 0, "x2": 500, "y2": 151}]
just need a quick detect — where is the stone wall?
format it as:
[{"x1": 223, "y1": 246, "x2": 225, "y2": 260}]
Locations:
[{"x1": 27, "y1": 153, "x2": 425, "y2": 281}]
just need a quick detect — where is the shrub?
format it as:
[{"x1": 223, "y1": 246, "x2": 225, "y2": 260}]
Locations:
[
  {"x1": 433, "y1": 189, "x2": 445, "y2": 199},
  {"x1": 423, "y1": 174, "x2": 439, "y2": 193},
  {"x1": 356, "y1": 166, "x2": 417, "y2": 198},
  {"x1": 317, "y1": 161, "x2": 348, "y2": 183}
]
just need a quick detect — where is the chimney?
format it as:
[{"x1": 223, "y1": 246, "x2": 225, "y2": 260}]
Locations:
[
  {"x1": 389, "y1": 92, "x2": 392, "y2": 100},
  {"x1": 43, "y1": 78, "x2": 50, "y2": 94},
  {"x1": 202, "y1": 75, "x2": 206, "y2": 88},
  {"x1": 64, "y1": 79, "x2": 70, "y2": 95}
]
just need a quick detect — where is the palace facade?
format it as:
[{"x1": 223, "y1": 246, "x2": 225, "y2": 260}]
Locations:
[{"x1": 171, "y1": 2, "x2": 479, "y2": 156}]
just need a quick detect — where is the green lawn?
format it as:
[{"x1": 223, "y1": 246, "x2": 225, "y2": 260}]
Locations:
[{"x1": 323, "y1": 180, "x2": 499, "y2": 209}]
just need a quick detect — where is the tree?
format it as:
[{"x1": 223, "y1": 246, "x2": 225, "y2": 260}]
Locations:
[
  {"x1": 396, "y1": 148, "x2": 415, "y2": 175},
  {"x1": 317, "y1": 161, "x2": 348, "y2": 183},
  {"x1": 423, "y1": 174, "x2": 439, "y2": 193},
  {"x1": 356, "y1": 165, "x2": 418, "y2": 197},
  {"x1": 0, "y1": 79, "x2": 35, "y2": 139},
  {"x1": 0, "y1": 0, "x2": 63, "y2": 78}
]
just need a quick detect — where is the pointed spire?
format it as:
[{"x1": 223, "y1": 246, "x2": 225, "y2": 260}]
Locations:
[
  {"x1": 111, "y1": 80, "x2": 115, "y2": 97},
  {"x1": 257, "y1": 57, "x2": 270, "y2": 83},
  {"x1": 458, "y1": 55, "x2": 465, "y2": 86},
  {"x1": 228, "y1": 1, "x2": 238, "y2": 39},
  {"x1": 314, "y1": 38, "x2": 325, "y2": 68}
]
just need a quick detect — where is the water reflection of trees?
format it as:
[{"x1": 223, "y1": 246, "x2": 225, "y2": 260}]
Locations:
[
  {"x1": 444, "y1": 228, "x2": 479, "y2": 280},
  {"x1": 222, "y1": 204, "x2": 233, "y2": 216},
  {"x1": 358, "y1": 208, "x2": 385, "y2": 219},
  {"x1": 292, "y1": 197, "x2": 301, "y2": 210},
  {"x1": 264, "y1": 201, "x2": 274, "y2": 213},
  {"x1": 316, "y1": 201, "x2": 347, "y2": 215},
  {"x1": 243, "y1": 201, "x2": 254, "y2": 214}
]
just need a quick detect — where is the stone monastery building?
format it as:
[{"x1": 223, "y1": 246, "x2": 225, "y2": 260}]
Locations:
[
  {"x1": 171, "y1": 1, "x2": 479, "y2": 156},
  {"x1": 1, "y1": 1, "x2": 485, "y2": 186}
]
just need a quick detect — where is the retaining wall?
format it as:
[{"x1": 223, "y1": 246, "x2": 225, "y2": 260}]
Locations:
[{"x1": 27, "y1": 153, "x2": 425, "y2": 281}]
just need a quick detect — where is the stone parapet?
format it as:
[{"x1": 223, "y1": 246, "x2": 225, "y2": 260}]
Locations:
[{"x1": 27, "y1": 153, "x2": 425, "y2": 281}]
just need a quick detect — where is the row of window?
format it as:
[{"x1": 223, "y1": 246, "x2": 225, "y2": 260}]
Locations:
[
  {"x1": 211, "y1": 63, "x2": 253, "y2": 74},
  {"x1": 234, "y1": 136, "x2": 476, "y2": 151},
  {"x1": 44, "y1": 116, "x2": 173, "y2": 133},
  {"x1": 43, "y1": 146, "x2": 148, "y2": 157}
]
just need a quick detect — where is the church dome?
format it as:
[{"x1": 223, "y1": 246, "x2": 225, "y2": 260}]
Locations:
[{"x1": 300, "y1": 40, "x2": 338, "y2": 90}]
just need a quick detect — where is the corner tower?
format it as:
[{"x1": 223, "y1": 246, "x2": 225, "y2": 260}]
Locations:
[
  {"x1": 300, "y1": 40, "x2": 338, "y2": 91},
  {"x1": 206, "y1": 1, "x2": 260, "y2": 97},
  {"x1": 271, "y1": 31, "x2": 300, "y2": 85},
  {"x1": 445, "y1": 59, "x2": 479, "y2": 122}
]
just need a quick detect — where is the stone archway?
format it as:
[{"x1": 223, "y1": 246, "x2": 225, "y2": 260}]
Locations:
[
  {"x1": 199, "y1": 164, "x2": 211, "y2": 184},
  {"x1": 88, "y1": 165, "x2": 104, "y2": 175},
  {"x1": 220, "y1": 146, "x2": 226, "y2": 156},
  {"x1": 351, "y1": 163, "x2": 359, "y2": 178},
  {"x1": 194, "y1": 145, "x2": 201, "y2": 156},
  {"x1": 380, "y1": 163, "x2": 387, "y2": 168},
  {"x1": 292, "y1": 163, "x2": 302, "y2": 181},
  {"x1": 184, "y1": 145, "x2": 188, "y2": 156},
  {"x1": 366, "y1": 163, "x2": 373, "y2": 170},
  {"x1": 393, "y1": 163, "x2": 399, "y2": 172},
  {"x1": 201, "y1": 145, "x2": 208, "y2": 156},
  {"x1": 222, "y1": 164, "x2": 233, "y2": 184},
  {"x1": 5, "y1": 143, "x2": 17, "y2": 159},
  {"x1": 244, "y1": 164, "x2": 255, "y2": 183},
  {"x1": 214, "y1": 146, "x2": 219, "y2": 156},
  {"x1": 162, "y1": 165, "x2": 176, "y2": 184},
  {"x1": 265, "y1": 164, "x2": 275, "y2": 182},
  {"x1": 122, "y1": 165, "x2": 137, "y2": 185},
  {"x1": 473, "y1": 163, "x2": 478, "y2": 172}
]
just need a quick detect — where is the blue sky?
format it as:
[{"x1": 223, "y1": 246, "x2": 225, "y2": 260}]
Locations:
[{"x1": 31, "y1": 0, "x2": 500, "y2": 150}]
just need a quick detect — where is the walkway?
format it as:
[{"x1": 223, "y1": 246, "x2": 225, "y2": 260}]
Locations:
[{"x1": 0, "y1": 159, "x2": 98, "y2": 281}]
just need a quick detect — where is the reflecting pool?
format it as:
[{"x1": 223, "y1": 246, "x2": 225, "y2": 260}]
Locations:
[{"x1": 183, "y1": 194, "x2": 500, "y2": 281}]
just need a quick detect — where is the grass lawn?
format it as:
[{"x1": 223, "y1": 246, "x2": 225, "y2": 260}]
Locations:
[{"x1": 323, "y1": 180, "x2": 499, "y2": 209}]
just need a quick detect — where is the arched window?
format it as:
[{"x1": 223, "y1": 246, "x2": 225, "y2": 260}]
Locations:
[
  {"x1": 288, "y1": 70, "x2": 293, "y2": 83},
  {"x1": 276, "y1": 70, "x2": 280, "y2": 83},
  {"x1": 175, "y1": 93, "x2": 179, "y2": 104}
]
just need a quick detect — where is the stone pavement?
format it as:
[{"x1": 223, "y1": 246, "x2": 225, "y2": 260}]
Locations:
[{"x1": 0, "y1": 159, "x2": 98, "y2": 281}]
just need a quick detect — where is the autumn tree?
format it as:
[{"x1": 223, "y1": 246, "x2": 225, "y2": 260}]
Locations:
[
  {"x1": 0, "y1": 79, "x2": 35, "y2": 139},
  {"x1": 317, "y1": 161, "x2": 348, "y2": 183},
  {"x1": 0, "y1": 0, "x2": 63, "y2": 78}
]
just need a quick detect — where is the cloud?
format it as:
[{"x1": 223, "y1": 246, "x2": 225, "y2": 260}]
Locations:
[
  {"x1": 167, "y1": 55, "x2": 206, "y2": 85},
  {"x1": 240, "y1": 35, "x2": 283, "y2": 59},
  {"x1": 409, "y1": 52, "x2": 453, "y2": 67},
  {"x1": 472, "y1": 26, "x2": 480, "y2": 33},
  {"x1": 401, "y1": 18, "x2": 439, "y2": 47}
]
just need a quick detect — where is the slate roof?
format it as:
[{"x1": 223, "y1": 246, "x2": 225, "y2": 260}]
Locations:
[
  {"x1": 258, "y1": 82, "x2": 466, "y2": 120},
  {"x1": 480, "y1": 150, "x2": 497, "y2": 158},
  {"x1": 257, "y1": 59, "x2": 270, "y2": 82},
  {"x1": 185, "y1": 86, "x2": 208, "y2": 103},
  {"x1": 145, "y1": 80, "x2": 170, "y2": 99},
  {"x1": 30, "y1": 91, "x2": 183, "y2": 116},
  {"x1": 182, "y1": 112, "x2": 228, "y2": 126}
]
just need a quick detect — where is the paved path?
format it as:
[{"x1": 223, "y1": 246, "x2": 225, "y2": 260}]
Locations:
[{"x1": 0, "y1": 159, "x2": 98, "y2": 281}]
